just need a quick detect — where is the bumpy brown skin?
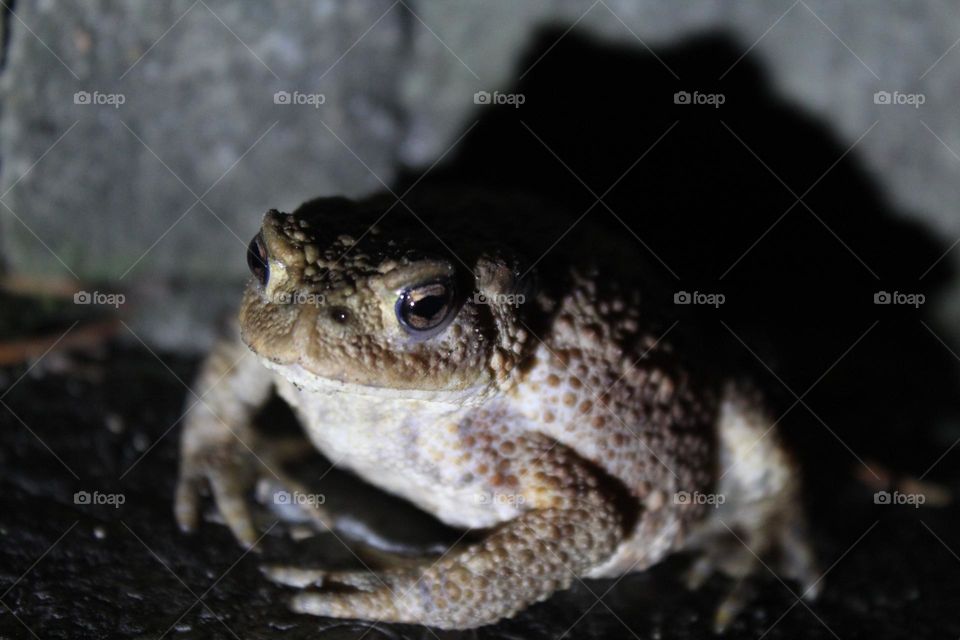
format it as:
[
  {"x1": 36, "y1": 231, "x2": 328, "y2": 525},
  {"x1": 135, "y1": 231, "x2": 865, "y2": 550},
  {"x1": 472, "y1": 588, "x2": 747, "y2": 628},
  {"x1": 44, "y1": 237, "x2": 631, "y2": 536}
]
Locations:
[{"x1": 175, "y1": 190, "x2": 817, "y2": 630}]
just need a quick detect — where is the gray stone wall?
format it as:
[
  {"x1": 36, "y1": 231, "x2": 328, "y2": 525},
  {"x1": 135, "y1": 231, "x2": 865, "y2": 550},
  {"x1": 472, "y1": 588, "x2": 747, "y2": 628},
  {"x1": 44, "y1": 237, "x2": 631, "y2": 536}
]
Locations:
[{"x1": 2, "y1": 1, "x2": 959, "y2": 349}]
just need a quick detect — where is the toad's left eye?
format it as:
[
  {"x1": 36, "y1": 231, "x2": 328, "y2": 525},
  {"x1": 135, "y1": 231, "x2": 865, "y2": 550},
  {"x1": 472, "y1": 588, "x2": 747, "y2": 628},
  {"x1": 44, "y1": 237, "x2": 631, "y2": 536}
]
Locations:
[
  {"x1": 395, "y1": 279, "x2": 457, "y2": 340},
  {"x1": 246, "y1": 232, "x2": 269, "y2": 287}
]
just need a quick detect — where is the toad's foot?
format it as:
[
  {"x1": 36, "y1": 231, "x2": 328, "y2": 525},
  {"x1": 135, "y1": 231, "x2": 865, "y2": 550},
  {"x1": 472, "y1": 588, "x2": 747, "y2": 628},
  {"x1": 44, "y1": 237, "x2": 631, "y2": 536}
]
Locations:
[
  {"x1": 685, "y1": 512, "x2": 820, "y2": 632},
  {"x1": 176, "y1": 425, "x2": 335, "y2": 548},
  {"x1": 262, "y1": 565, "x2": 415, "y2": 591}
]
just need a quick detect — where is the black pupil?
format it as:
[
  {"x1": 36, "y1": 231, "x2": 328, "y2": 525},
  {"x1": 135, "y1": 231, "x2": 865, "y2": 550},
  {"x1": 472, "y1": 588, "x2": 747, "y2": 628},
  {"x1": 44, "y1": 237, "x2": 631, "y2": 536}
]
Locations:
[
  {"x1": 402, "y1": 283, "x2": 450, "y2": 330},
  {"x1": 409, "y1": 295, "x2": 446, "y2": 325},
  {"x1": 246, "y1": 233, "x2": 268, "y2": 286}
]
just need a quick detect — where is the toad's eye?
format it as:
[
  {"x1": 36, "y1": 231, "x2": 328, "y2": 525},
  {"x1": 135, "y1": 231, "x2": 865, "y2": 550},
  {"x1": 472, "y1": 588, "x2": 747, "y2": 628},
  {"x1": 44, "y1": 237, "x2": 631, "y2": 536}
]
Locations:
[
  {"x1": 246, "y1": 232, "x2": 268, "y2": 287},
  {"x1": 395, "y1": 279, "x2": 457, "y2": 340}
]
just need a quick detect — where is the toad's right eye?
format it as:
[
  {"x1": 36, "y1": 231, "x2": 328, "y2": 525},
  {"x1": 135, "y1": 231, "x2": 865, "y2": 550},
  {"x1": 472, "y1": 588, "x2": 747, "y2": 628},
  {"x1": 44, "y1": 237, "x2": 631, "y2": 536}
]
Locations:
[
  {"x1": 395, "y1": 278, "x2": 457, "y2": 341},
  {"x1": 246, "y1": 232, "x2": 269, "y2": 287}
]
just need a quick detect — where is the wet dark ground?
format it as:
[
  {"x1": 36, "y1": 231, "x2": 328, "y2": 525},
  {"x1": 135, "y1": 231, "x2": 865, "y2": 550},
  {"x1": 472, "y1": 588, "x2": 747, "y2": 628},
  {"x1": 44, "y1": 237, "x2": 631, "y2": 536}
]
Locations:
[{"x1": 0, "y1": 342, "x2": 958, "y2": 640}]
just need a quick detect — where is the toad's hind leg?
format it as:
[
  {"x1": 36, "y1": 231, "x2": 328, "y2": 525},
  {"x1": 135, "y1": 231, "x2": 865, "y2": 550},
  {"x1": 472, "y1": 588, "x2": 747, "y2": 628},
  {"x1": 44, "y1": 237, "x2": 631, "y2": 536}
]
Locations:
[
  {"x1": 688, "y1": 384, "x2": 819, "y2": 631},
  {"x1": 285, "y1": 434, "x2": 630, "y2": 629}
]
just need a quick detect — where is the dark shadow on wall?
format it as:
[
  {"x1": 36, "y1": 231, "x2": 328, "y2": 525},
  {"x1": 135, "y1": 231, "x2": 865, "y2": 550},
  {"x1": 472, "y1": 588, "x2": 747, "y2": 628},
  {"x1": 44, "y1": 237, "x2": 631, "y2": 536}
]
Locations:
[{"x1": 400, "y1": 29, "x2": 960, "y2": 527}]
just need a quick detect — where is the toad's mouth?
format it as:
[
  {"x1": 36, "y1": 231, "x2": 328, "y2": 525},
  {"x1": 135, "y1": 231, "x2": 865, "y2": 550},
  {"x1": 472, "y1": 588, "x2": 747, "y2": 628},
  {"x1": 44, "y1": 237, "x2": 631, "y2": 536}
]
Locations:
[{"x1": 258, "y1": 360, "x2": 493, "y2": 406}]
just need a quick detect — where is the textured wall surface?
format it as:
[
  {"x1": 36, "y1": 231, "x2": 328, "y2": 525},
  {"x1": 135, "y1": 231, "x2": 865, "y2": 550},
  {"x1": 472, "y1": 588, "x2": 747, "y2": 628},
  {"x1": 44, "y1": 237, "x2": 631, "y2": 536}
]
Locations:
[
  {"x1": 0, "y1": 0, "x2": 409, "y2": 347},
  {"x1": 402, "y1": 0, "x2": 960, "y2": 243},
  {"x1": 2, "y1": 0, "x2": 959, "y2": 348}
]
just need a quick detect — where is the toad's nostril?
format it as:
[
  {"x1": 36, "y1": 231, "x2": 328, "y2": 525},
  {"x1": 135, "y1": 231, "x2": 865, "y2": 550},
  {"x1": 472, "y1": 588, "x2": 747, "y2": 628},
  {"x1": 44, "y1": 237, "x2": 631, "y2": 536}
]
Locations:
[
  {"x1": 329, "y1": 307, "x2": 350, "y2": 324},
  {"x1": 247, "y1": 232, "x2": 269, "y2": 286}
]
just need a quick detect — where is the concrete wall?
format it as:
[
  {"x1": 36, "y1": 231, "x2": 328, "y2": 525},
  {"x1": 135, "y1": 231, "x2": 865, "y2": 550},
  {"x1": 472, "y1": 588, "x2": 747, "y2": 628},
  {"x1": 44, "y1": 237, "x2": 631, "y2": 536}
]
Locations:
[{"x1": 2, "y1": 0, "x2": 958, "y2": 349}]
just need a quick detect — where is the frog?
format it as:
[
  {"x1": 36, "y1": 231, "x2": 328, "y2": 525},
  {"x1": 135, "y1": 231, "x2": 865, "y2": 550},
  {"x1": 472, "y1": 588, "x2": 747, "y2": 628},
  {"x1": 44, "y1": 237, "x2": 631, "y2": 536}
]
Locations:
[{"x1": 174, "y1": 188, "x2": 819, "y2": 631}]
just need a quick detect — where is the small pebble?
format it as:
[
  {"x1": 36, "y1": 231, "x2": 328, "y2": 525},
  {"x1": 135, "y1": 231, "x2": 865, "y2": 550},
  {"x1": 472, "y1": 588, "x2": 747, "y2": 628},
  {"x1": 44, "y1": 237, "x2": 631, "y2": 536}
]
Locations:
[
  {"x1": 105, "y1": 413, "x2": 124, "y2": 434},
  {"x1": 290, "y1": 524, "x2": 317, "y2": 541},
  {"x1": 132, "y1": 432, "x2": 150, "y2": 452}
]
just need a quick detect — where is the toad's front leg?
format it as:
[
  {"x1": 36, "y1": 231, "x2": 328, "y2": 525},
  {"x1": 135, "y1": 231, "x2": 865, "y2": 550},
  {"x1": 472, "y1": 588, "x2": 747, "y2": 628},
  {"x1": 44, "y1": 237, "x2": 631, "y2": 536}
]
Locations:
[
  {"x1": 175, "y1": 332, "x2": 334, "y2": 546},
  {"x1": 288, "y1": 434, "x2": 631, "y2": 629}
]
